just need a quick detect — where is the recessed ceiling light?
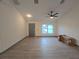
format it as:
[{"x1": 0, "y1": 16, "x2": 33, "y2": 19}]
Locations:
[{"x1": 26, "y1": 14, "x2": 32, "y2": 18}]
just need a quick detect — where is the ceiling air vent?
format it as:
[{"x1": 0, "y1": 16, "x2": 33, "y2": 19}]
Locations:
[
  {"x1": 0, "y1": 0, "x2": 2, "y2": 2},
  {"x1": 34, "y1": 0, "x2": 38, "y2": 4},
  {"x1": 60, "y1": 0, "x2": 65, "y2": 4},
  {"x1": 13, "y1": 0, "x2": 20, "y2": 5}
]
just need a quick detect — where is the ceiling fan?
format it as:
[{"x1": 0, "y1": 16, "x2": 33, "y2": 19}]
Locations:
[{"x1": 48, "y1": 11, "x2": 59, "y2": 19}]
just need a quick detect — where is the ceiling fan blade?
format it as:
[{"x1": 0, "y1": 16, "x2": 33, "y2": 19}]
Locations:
[
  {"x1": 54, "y1": 16, "x2": 58, "y2": 17},
  {"x1": 53, "y1": 13, "x2": 59, "y2": 16},
  {"x1": 50, "y1": 11, "x2": 53, "y2": 14}
]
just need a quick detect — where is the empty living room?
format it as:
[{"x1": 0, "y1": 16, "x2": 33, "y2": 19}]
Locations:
[{"x1": 0, "y1": 0, "x2": 79, "y2": 59}]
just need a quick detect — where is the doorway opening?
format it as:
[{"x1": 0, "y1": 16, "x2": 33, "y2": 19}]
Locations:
[{"x1": 29, "y1": 23, "x2": 35, "y2": 37}]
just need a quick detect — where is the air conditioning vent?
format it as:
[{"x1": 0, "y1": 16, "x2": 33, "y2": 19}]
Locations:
[
  {"x1": 60, "y1": 0, "x2": 65, "y2": 4},
  {"x1": 13, "y1": 0, "x2": 20, "y2": 5},
  {"x1": 0, "y1": 0, "x2": 2, "y2": 2},
  {"x1": 34, "y1": 0, "x2": 38, "y2": 4}
]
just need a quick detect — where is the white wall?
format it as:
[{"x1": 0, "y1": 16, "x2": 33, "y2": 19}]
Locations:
[
  {"x1": 0, "y1": 2, "x2": 27, "y2": 53},
  {"x1": 58, "y1": 3, "x2": 79, "y2": 45},
  {"x1": 27, "y1": 20, "x2": 58, "y2": 36}
]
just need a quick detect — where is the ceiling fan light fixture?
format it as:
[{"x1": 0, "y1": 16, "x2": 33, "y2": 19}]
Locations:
[{"x1": 50, "y1": 16, "x2": 54, "y2": 19}]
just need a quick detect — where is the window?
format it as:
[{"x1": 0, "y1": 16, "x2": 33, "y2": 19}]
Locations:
[{"x1": 41, "y1": 24, "x2": 53, "y2": 34}]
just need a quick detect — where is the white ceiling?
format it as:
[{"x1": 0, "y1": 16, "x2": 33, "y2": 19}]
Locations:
[{"x1": 12, "y1": 0, "x2": 78, "y2": 21}]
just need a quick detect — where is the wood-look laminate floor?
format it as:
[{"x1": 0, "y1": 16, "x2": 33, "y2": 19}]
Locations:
[{"x1": 0, "y1": 37, "x2": 79, "y2": 59}]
